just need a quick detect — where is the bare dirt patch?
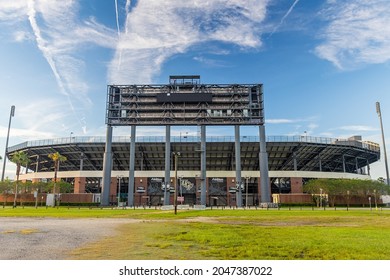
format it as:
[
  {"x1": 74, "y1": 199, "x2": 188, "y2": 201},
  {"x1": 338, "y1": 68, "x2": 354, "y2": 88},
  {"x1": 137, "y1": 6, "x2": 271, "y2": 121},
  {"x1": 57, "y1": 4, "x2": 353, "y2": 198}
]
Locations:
[{"x1": 0, "y1": 217, "x2": 136, "y2": 260}]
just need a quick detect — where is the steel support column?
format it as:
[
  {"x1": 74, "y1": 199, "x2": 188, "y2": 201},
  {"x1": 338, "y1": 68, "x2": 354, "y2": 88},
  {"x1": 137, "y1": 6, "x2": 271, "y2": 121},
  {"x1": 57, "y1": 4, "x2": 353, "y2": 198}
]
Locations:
[
  {"x1": 342, "y1": 155, "x2": 346, "y2": 173},
  {"x1": 293, "y1": 152, "x2": 298, "y2": 171},
  {"x1": 200, "y1": 125, "x2": 207, "y2": 206},
  {"x1": 259, "y1": 125, "x2": 271, "y2": 203},
  {"x1": 128, "y1": 125, "x2": 136, "y2": 207},
  {"x1": 35, "y1": 155, "x2": 39, "y2": 173},
  {"x1": 101, "y1": 125, "x2": 113, "y2": 206},
  {"x1": 355, "y1": 157, "x2": 359, "y2": 174},
  {"x1": 235, "y1": 125, "x2": 242, "y2": 207},
  {"x1": 164, "y1": 126, "x2": 171, "y2": 205},
  {"x1": 80, "y1": 153, "x2": 84, "y2": 171},
  {"x1": 318, "y1": 156, "x2": 322, "y2": 172}
]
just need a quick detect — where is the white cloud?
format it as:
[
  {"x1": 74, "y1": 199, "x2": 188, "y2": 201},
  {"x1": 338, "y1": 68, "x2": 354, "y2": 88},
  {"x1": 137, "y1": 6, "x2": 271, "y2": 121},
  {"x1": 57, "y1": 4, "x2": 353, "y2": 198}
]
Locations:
[
  {"x1": 193, "y1": 56, "x2": 230, "y2": 67},
  {"x1": 0, "y1": 1, "x2": 28, "y2": 22},
  {"x1": 13, "y1": 30, "x2": 33, "y2": 42},
  {"x1": 0, "y1": 99, "x2": 75, "y2": 144},
  {"x1": 267, "y1": 118, "x2": 296, "y2": 124},
  {"x1": 319, "y1": 132, "x2": 334, "y2": 138},
  {"x1": 315, "y1": 0, "x2": 390, "y2": 69},
  {"x1": 307, "y1": 123, "x2": 318, "y2": 130},
  {"x1": 0, "y1": 0, "x2": 117, "y2": 134},
  {"x1": 339, "y1": 125, "x2": 379, "y2": 132},
  {"x1": 108, "y1": 0, "x2": 270, "y2": 84},
  {"x1": 0, "y1": 126, "x2": 55, "y2": 141}
]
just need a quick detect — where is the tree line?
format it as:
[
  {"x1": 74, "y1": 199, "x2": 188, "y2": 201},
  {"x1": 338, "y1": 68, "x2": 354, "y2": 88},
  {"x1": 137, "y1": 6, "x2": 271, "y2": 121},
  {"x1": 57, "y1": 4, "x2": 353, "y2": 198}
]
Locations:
[
  {"x1": 1, "y1": 151, "x2": 67, "y2": 207},
  {"x1": 303, "y1": 178, "x2": 390, "y2": 207}
]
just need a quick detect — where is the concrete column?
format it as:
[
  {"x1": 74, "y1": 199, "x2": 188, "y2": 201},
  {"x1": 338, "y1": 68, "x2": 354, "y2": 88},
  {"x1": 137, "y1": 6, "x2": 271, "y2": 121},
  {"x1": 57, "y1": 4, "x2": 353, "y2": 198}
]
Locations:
[
  {"x1": 366, "y1": 159, "x2": 371, "y2": 176},
  {"x1": 74, "y1": 177, "x2": 86, "y2": 193},
  {"x1": 259, "y1": 125, "x2": 271, "y2": 203},
  {"x1": 128, "y1": 125, "x2": 136, "y2": 207},
  {"x1": 101, "y1": 125, "x2": 113, "y2": 206},
  {"x1": 227, "y1": 177, "x2": 236, "y2": 206},
  {"x1": 195, "y1": 176, "x2": 201, "y2": 204},
  {"x1": 35, "y1": 155, "x2": 39, "y2": 173},
  {"x1": 235, "y1": 125, "x2": 242, "y2": 207},
  {"x1": 164, "y1": 126, "x2": 171, "y2": 205},
  {"x1": 318, "y1": 156, "x2": 322, "y2": 172},
  {"x1": 135, "y1": 177, "x2": 147, "y2": 206},
  {"x1": 293, "y1": 152, "x2": 297, "y2": 171},
  {"x1": 290, "y1": 177, "x2": 303, "y2": 193},
  {"x1": 258, "y1": 177, "x2": 271, "y2": 202},
  {"x1": 200, "y1": 125, "x2": 207, "y2": 205},
  {"x1": 355, "y1": 157, "x2": 359, "y2": 174},
  {"x1": 342, "y1": 155, "x2": 346, "y2": 173},
  {"x1": 80, "y1": 153, "x2": 84, "y2": 171},
  {"x1": 110, "y1": 177, "x2": 118, "y2": 204}
]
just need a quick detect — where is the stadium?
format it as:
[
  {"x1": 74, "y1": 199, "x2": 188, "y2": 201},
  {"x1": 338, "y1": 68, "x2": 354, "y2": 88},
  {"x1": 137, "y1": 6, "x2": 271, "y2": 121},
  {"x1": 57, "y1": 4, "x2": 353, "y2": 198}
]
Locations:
[{"x1": 5, "y1": 76, "x2": 381, "y2": 207}]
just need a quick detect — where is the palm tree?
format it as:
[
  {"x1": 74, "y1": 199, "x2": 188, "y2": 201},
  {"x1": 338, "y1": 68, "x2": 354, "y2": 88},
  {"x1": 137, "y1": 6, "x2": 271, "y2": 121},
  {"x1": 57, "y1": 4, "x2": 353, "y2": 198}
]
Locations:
[
  {"x1": 10, "y1": 151, "x2": 30, "y2": 208},
  {"x1": 48, "y1": 152, "x2": 67, "y2": 195}
]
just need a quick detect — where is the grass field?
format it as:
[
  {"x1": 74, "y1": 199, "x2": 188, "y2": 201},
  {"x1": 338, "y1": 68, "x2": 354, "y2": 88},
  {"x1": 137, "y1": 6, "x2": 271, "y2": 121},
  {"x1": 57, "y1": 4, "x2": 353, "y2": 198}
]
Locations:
[{"x1": 1, "y1": 207, "x2": 390, "y2": 260}]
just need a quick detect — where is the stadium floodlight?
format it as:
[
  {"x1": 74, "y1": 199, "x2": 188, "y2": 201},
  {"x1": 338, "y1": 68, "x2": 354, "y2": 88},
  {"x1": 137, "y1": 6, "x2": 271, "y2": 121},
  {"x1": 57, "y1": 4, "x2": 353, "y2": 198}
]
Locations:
[
  {"x1": 2, "y1": 105, "x2": 15, "y2": 181},
  {"x1": 376, "y1": 102, "x2": 389, "y2": 186}
]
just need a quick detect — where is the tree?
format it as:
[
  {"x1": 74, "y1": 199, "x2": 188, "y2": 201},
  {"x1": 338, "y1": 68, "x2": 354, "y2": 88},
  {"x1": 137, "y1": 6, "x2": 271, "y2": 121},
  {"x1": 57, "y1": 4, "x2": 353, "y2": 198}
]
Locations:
[
  {"x1": 304, "y1": 178, "x2": 390, "y2": 207},
  {"x1": 0, "y1": 179, "x2": 13, "y2": 207},
  {"x1": 48, "y1": 152, "x2": 67, "y2": 195},
  {"x1": 10, "y1": 151, "x2": 30, "y2": 207},
  {"x1": 48, "y1": 180, "x2": 73, "y2": 193}
]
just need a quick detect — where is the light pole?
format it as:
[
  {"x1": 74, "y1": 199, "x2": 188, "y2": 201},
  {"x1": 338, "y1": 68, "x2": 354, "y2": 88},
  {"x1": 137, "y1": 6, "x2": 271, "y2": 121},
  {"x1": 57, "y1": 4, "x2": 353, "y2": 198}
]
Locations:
[
  {"x1": 179, "y1": 176, "x2": 183, "y2": 204},
  {"x1": 319, "y1": 188, "x2": 323, "y2": 208},
  {"x1": 34, "y1": 188, "x2": 38, "y2": 208},
  {"x1": 70, "y1": 132, "x2": 74, "y2": 142},
  {"x1": 173, "y1": 151, "x2": 181, "y2": 214},
  {"x1": 2, "y1": 105, "x2": 15, "y2": 182},
  {"x1": 369, "y1": 196, "x2": 372, "y2": 211},
  {"x1": 117, "y1": 175, "x2": 122, "y2": 207},
  {"x1": 245, "y1": 176, "x2": 250, "y2": 208},
  {"x1": 376, "y1": 102, "x2": 389, "y2": 186}
]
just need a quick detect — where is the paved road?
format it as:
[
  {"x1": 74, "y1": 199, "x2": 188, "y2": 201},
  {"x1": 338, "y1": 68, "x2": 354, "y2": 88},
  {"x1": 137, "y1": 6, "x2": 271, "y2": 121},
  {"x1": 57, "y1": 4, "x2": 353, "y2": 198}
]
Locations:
[{"x1": 0, "y1": 217, "x2": 130, "y2": 260}]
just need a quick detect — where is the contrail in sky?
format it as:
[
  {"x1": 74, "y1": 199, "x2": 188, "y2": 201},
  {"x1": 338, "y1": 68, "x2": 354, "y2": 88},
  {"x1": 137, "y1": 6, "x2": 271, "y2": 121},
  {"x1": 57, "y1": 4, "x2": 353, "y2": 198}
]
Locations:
[
  {"x1": 125, "y1": 0, "x2": 132, "y2": 17},
  {"x1": 114, "y1": 0, "x2": 121, "y2": 36},
  {"x1": 269, "y1": 0, "x2": 300, "y2": 37},
  {"x1": 27, "y1": 0, "x2": 68, "y2": 97},
  {"x1": 114, "y1": 0, "x2": 123, "y2": 70},
  {"x1": 27, "y1": 0, "x2": 87, "y2": 132}
]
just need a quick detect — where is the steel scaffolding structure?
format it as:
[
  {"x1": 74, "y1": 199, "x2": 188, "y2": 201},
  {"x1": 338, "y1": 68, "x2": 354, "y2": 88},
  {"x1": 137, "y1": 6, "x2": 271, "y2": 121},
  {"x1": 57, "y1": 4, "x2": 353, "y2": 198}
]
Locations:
[{"x1": 102, "y1": 75, "x2": 269, "y2": 206}]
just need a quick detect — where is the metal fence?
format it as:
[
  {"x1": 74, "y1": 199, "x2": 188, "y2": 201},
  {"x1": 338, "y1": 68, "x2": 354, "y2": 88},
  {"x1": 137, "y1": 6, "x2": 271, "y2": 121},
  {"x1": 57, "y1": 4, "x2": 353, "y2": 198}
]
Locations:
[{"x1": 7, "y1": 135, "x2": 380, "y2": 153}]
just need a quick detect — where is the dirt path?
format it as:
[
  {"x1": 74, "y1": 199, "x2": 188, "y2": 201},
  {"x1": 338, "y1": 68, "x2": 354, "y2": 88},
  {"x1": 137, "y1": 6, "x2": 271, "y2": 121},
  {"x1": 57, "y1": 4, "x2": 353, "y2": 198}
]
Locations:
[{"x1": 0, "y1": 217, "x2": 135, "y2": 260}]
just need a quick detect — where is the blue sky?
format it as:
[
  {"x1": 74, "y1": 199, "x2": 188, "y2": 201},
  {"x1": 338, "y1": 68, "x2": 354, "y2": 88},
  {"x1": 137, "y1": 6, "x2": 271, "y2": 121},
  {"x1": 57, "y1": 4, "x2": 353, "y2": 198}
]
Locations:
[{"x1": 0, "y1": 0, "x2": 389, "y2": 180}]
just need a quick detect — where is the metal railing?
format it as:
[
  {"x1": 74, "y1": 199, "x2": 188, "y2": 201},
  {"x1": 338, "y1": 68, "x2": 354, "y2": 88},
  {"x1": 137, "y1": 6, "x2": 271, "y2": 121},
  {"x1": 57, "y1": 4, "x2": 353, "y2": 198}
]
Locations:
[{"x1": 7, "y1": 135, "x2": 380, "y2": 153}]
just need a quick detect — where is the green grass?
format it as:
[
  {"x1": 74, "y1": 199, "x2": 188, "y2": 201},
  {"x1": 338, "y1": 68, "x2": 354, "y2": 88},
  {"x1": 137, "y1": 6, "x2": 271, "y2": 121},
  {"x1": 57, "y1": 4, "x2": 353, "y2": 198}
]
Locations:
[{"x1": 2, "y1": 207, "x2": 390, "y2": 260}]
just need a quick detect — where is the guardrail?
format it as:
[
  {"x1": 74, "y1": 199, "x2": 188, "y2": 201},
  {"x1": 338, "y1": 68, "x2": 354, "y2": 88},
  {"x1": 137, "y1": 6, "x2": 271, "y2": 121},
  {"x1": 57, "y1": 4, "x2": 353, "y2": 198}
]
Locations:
[{"x1": 7, "y1": 135, "x2": 380, "y2": 153}]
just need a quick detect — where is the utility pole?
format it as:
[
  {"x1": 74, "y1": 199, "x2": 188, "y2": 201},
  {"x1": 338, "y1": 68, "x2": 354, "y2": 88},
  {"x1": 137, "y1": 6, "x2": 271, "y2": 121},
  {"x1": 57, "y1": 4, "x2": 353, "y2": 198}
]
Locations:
[
  {"x1": 376, "y1": 102, "x2": 389, "y2": 186},
  {"x1": 2, "y1": 105, "x2": 15, "y2": 181}
]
